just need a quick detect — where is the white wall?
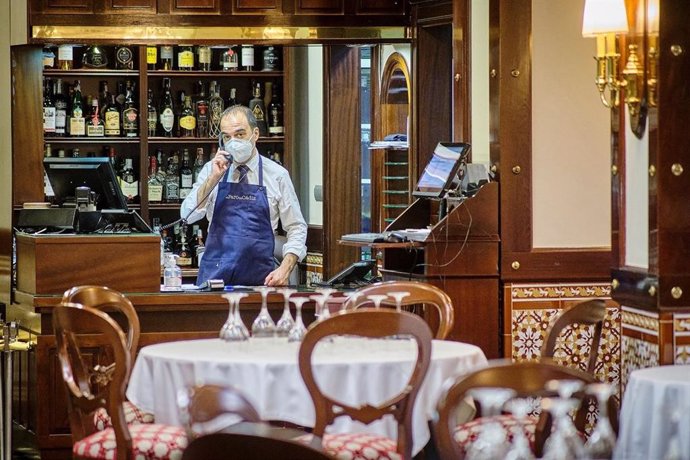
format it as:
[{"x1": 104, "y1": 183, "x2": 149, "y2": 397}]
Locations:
[
  {"x1": 624, "y1": 106, "x2": 649, "y2": 268},
  {"x1": 532, "y1": 0, "x2": 611, "y2": 248},
  {"x1": 471, "y1": 0, "x2": 490, "y2": 164}
]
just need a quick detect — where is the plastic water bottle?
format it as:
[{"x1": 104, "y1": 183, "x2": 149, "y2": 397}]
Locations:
[{"x1": 163, "y1": 253, "x2": 182, "y2": 290}]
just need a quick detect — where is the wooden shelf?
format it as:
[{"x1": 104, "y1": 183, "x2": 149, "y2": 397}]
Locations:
[
  {"x1": 43, "y1": 69, "x2": 139, "y2": 77},
  {"x1": 44, "y1": 137, "x2": 141, "y2": 144},
  {"x1": 148, "y1": 70, "x2": 283, "y2": 77},
  {"x1": 148, "y1": 136, "x2": 284, "y2": 143}
]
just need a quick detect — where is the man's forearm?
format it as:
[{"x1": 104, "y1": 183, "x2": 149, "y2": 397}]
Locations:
[
  {"x1": 280, "y1": 253, "x2": 298, "y2": 273},
  {"x1": 197, "y1": 176, "x2": 218, "y2": 207}
]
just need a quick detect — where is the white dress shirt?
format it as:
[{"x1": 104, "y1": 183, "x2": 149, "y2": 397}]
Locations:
[{"x1": 180, "y1": 153, "x2": 307, "y2": 262}]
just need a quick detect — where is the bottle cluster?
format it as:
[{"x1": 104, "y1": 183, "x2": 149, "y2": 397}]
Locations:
[
  {"x1": 147, "y1": 147, "x2": 208, "y2": 204},
  {"x1": 154, "y1": 220, "x2": 206, "y2": 270}
]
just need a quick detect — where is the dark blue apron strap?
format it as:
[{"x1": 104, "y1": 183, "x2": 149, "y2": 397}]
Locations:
[{"x1": 258, "y1": 154, "x2": 264, "y2": 187}]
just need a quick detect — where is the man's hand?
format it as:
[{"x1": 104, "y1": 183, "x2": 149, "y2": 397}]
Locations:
[
  {"x1": 265, "y1": 253, "x2": 298, "y2": 286},
  {"x1": 197, "y1": 150, "x2": 230, "y2": 206}
]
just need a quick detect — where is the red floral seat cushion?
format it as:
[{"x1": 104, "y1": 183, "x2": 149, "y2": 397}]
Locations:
[
  {"x1": 93, "y1": 401, "x2": 155, "y2": 431},
  {"x1": 453, "y1": 414, "x2": 538, "y2": 454},
  {"x1": 298, "y1": 432, "x2": 402, "y2": 460},
  {"x1": 73, "y1": 423, "x2": 188, "y2": 460}
]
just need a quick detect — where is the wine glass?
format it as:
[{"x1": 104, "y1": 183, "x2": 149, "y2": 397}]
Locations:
[
  {"x1": 541, "y1": 397, "x2": 586, "y2": 460},
  {"x1": 275, "y1": 288, "x2": 297, "y2": 337},
  {"x1": 546, "y1": 379, "x2": 585, "y2": 399},
  {"x1": 344, "y1": 291, "x2": 362, "y2": 313},
  {"x1": 220, "y1": 292, "x2": 249, "y2": 342},
  {"x1": 252, "y1": 286, "x2": 276, "y2": 337},
  {"x1": 387, "y1": 291, "x2": 410, "y2": 312},
  {"x1": 504, "y1": 398, "x2": 536, "y2": 460},
  {"x1": 584, "y1": 383, "x2": 616, "y2": 459},
  {"x1": 465, "y1": 387, "x2": 517, "y2": 460},
  {"x1": 366, "y1": 294, "x2": 389, "y2": 309},
  {"x1": 287, "y1": 297, "x2": 309, "y2": 342},
  {"x1": 310, "y1": 294, "x2": 331, "y2": 323}
]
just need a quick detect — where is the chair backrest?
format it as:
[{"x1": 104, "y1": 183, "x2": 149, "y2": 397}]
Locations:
[
  {"x1": 298, "y1": 309, "x2": 433, "y2": 460},
  {"x1": 343, "y1": 280, "x2": 454, "y2": 339},
  {"x1": 53, "y1": 302, "x2": 133, "y2": 460},
  {"x1": 184, "y1": 384, "x2": 261, "y2": 436},
  {"x1": 541, "y1": 299, "x2": 607, "y2": 374},
  {"x1": 62, "y1": 285, "x2": 140, "y2": 361},
  {"x1": 181, "y1": 432, "x2": 333, "y2": 460},
  {"x1": 433, "y1": 360, "x2": 602, "y2": 460}
]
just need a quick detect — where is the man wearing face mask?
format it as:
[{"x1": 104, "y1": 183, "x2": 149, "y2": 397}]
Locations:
[{"x1": 180, "y1": 105, "x2": 307, "y2": 287}]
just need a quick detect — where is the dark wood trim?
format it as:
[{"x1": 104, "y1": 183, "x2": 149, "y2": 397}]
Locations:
[
  {"x1": 452, "y1": 0, "x2": 471, "y2": 144},
  {"x1": 501, "y1": 249, "x2": 611, "y2": 282},
  {"x1": 306, "y1": 224, "x2": 324, "y2": 254},
  {"x1": 610, "y1": 268, "x2": 658, "y2": 311}
]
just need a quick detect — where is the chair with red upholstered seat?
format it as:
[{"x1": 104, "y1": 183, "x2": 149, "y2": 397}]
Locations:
[
  {"x1": 53, "y1": 302, "x2": 187, "y2": 460},
  {"x1": 433, "y1": 360, "x2": 609, "y2": 460},
  {"x1": 343, "y1": 280, "x2": 455, "y2": 339},
  {"x1": 182, "y1": 432, "x2": 334, "y2": 460},
  {"x1": 298, "y1": 309, "x2": 433, "y2": 460},
  {"x1": 62, "y1": 285, "x2": 155, "y2": 431}
]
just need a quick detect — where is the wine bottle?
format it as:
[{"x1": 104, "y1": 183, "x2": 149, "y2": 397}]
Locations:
[
  {"x1": 119, "y1": 158, "x2": 139, "y2": 204},
  {"x1": 262, "y1": 46, "x2": 280, "y2": 71},
  {"x1": 179, "y1": 148, "x2": 194, "y2": 199},
  {"x1": 195, "y1": 81, "x2": 209, "y2": 138},
  {"x1": 53, "y1": 79, "x2": 68, "y2": 136},
  {"x1": 161, "y1": 45, "x2": 173, "y2": 70},
  {"x1": 268, "y1": 83, "x2": 284, "y2": 137},
  {"x1": 197, "y1": 46, "x2": 211, "y2": 71},
  {"x1": 122, "y1": 82, "x2": 139, "y2": 137},
  {"x1": 146, "y1": 89, "x2": 157, "y2": 137},
  {"x1": 147, "y1": 154, "x2": 163, "y2": 203},
  {"x1": 86, "y1": 98, "x2": 105, "y2": 137},
  {"x1": 146, "y1": 46, "x2": 158, "y2": 70},
  {"x1": 249, "y1": 81, "x2": 268, "y2": 136},
  {"x1": 104, "y1": 94, "x2": 121, "y2": 137},
  {"x1": 227, "y1": 87, "x2": 239, "y2": 107},
  {"x1": 57, "y1": 45, "x2": 74, "y2": 70},
  {"x1": 177, "y1": 225, "x2": 193, "y2": 268},
  {"x1": 178, "y1": 45, "x2": 194, "y2": 71},
  {"x1": 179, "y1": 96, "x2": 196, "y2": 138},
  {"x1": 43, "y1": 78, "x2": 56, "y2": 136},
  {"x1": 159, "y1": 78, "x2": 175, "y2": 137},
  {"x1": 98, "y1": 80, "x2": 110, "y2": 120},
  {"x1": 208, "y1": 81, "x2": 224, "y2": 138},
  {"x1": 241, "y1": 45, "x2": 255, "y2": 71},
  {"x1": 69, "y1": 80, "x2": 85, "y2": 137}
]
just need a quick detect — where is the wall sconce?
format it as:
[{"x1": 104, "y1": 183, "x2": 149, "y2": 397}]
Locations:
[{"x1": 582, "y1": 0, "x2": 629, "y2": 109}]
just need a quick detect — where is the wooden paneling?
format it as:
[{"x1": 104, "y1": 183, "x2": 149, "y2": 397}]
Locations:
[
  {"x1": 170, "y1": 0, "x2": 219, "y2": 13},
  {"x1": 452, "y1": 0, "x2": 470, "y2": 143},
  {"x1": 323, "y1": 45, "x2": 361, "y2": 278},
  {"x1": 40, "y1": 0, "x2": 93, "y2": 13},
  {"x1": 356, "y1": 0, "x2": 405, "y2": 16},
  {"x1": 294, "y1": 0, "x2": 344, "y2": 15},
  {"x1": 105, "y1": 0, "x2": 156, "y2": 13},
  {"x1": 233, "y1": 0, "x2": 282, "y2": 14}
]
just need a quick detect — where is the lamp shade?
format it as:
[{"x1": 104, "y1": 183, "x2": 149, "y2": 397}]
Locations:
[{"x1": 582, "y1": 0, "x2": 629, "y2": 36}]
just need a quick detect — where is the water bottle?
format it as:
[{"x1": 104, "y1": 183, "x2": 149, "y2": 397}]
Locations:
[{"x1": 163, "y1": 253, "x2": 182, "y2": 290}]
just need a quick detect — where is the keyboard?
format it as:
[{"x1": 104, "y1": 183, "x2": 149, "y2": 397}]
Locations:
[{"x1": 340, "y1": 232, "x2": 385, "y2": 243}]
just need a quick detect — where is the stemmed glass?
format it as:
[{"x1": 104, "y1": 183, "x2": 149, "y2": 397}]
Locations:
[
  {"x1": 310, "y1": 294, "x2": 331, "y2": 323},
  {"x1": 584, "y1": 383, "x2": 616, "y2": 459},
  {"x1": 275, "y1": 288, "x2": 297, "y2": 337},
  {"x1": 541, "y1": 397, "x2": 586, "y2": 460},
  {"x1": 465, "y1": 387, "x2": 517, "y2": 460},
  {"x1": 287, "y1": 297, "x2": 309, "y2": 342},
  {"x1": 366, "y1": 294, "x2": 389, "y2": 309},
  {"x1": 344, "y1": 291, "x2": 362, "y2": 313},
  {"x1": 388, "y1": 291, "x2": 410, "y2": 312},
  {"x1": 504, "y1": 398, "x2": 536, "y2": 460},
  {"x1": 220, "y1": 292, "x2": 249, "y2": 341},
  {"x1": 252, "y1": 286, "x2": 276, "y2": 337}
]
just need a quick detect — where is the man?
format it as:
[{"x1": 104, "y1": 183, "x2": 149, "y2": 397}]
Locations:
[{"x1": 181, "y1": 105, "x2": 307, "y2": 287}]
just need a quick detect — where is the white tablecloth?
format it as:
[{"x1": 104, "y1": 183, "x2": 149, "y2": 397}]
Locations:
[
  {"x1": 127, "y1": 337, "x2": 487, "y2": 455},
  {"x1": 614, "y1": 365, "x2": 690, "y2": 460}
]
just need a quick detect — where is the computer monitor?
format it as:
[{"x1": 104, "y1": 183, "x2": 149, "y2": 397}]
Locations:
[
  {"x1": 413, "y1": 142, "x2": 471, "y2": 198},
  {"x1": 44, "y1": 157, "x2": 128, "y2": 211}
]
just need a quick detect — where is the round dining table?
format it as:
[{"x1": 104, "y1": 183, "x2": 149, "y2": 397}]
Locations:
[
  {"x1": 127, "y1": 336, "x2": 488, "y2": 455},
  {"x1": 614, "y1": 364, "x2": 690, "y2": 460}
]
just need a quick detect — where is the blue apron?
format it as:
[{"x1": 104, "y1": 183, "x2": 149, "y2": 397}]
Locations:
[{"x1": 197, "y1": 156, "x2": 275, "y2": 286}]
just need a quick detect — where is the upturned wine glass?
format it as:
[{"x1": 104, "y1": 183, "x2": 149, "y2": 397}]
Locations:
[
  {"x1": 275, "y1": 288, "x2": 297, "y2": 337},
  {"x1": 344, "y1": 291, "x2": 362, "y2": 313},
  {"x1": 287, "y1": 297, "x2": 309, "y2": 342},
  {"x1": 310, "y1": 294, "x2": 331, "y2": 323},
  {"x1": 541, "y1": 397, "x2": 586, "y2": 460},
  {"x1": 388, "y1": 291, "x2": 410, "y2": 312},
  {"x1": 504, "y1": 398, "x2": 536, "y2": 460},
  {"x1": 220, "y1": 292, "x2": 249, "y2": 341},
  {"x1": 366, "y1": 294, "x2": 389, "y2": 309},
  {"x1": 252, "y1": 286, "x2": 276, "y2": 337},
  {"x1": 584, "y1": 383, "x2": 616, "y2": 459},
  {"x1": 465, "y1": 387, "x2": 517, "y2": 460}
]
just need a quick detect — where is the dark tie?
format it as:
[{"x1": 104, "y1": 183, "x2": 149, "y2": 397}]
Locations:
[{"x1": 237, "y1": 165, "x2": 249, "y2": 184}]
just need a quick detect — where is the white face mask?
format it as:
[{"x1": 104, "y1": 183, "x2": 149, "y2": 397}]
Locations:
[{"x1": 227, "y1": 133, "x2": 256, "y2": 164}]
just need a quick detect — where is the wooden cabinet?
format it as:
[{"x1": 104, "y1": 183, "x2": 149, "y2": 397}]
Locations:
[
  {"x1": 356, "y1": 0, "x2": 405, "y2": 15},
  {"x1": 294, "y1": 0, "x2": 344, "y2": 14},
  {"x1": 234, "y1": 0, "x2": 282, "y2": 14},
  {"x1": 170, "y1": 0, "x2": 219, "y2": 13}
]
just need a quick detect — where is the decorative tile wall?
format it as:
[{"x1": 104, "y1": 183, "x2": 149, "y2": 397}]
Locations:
[{"x1": 304, "y1": 252, "x2": 323, "y2": 286}]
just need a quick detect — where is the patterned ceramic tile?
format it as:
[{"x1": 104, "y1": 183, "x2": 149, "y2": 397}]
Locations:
[
  {"x1": 621, "y1": 308, "x2": 659, "y2": 335},
  {"x1": 512, "y1": 308, "x2": 560, "y2": 361},
  {"x1": 304, "y1": 252, "x2": 323, "y2": 287},
  {"x1": 510, "y1": 283, "x2": 611, "y2": 300},
  {"x1": 621, "y1": 335, "x2": 659, "y2": 388},
  {"x1": 676, "y1": 345, "x2": 690, "y2": 364}
]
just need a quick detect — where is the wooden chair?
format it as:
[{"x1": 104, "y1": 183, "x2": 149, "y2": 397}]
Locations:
[
  {"x1": 62, "y1": 285, "x2": 154, "y2": 431},
  {"x1": 343, "y1": 280, "x2": 455, "y2": 339},
  {"x1": 298, "y1": 309, "x2": 433, "y2": 460},
  {"x1": 183, "y1": 384, "x2": 261, "y2": 436},
  {"x1": 181, "y1": 432, "x2": 333, "y2": 460},
  {"x1": 541, "y1": 299, "x2": 607, "y2": 374},
  {"x1": 433, "y1": 360, "x2": 617, "y2": 460},
  {"x1": 53, "y1": 302, "x2": 187, "y2": 460}
]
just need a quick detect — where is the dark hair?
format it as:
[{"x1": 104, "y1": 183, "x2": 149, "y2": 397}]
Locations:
[{"x1": 221, "y1": 105, "x2": 259, "y2": 131}]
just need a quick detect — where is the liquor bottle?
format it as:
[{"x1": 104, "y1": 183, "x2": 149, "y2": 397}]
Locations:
[
  {"x1": 115, "y1": 46, "x2": 134, "y2": 70},
  {"x1": 72, "y1": 147, "x2": 80, "y2": 158},
  {"x1": 177, "y1": 45, "x2": 194, "y2": 71},
  {"x1": 268, "y1": 83, "x2": 284, "y2": 137},
  {"x1": 159, "y1": 78, "x2": 175, "y2": 137},
  {"x1": 195, "y1": 81, "x2": 209, "y2": 138},
  {"x1": 194, "y1": 227, "x2": 205, "y2": 268},
  {"x1": 262, "y1": 46, "x2": 280, "y2": 71},
  {"x1": 119, "y1": 158, "x2": 139, "y2": 204},
  {"x1": 147, "y1": 154, "x2": 163, "y2": 204},
  {"x1": 177, "y1": 225, "x2": 193, "y2": 268},
  {"x1": 98, "y1": 81, "x2": 110, "y2": 120},
  {"x1": 86, "y1": 98, "x2": 105, "y2": 137},
  {"x1": 221, "y1": 46, "x2": 238, "y2": 71},
  {"x1": 69, "y1": 80, "x2": 85, "y2": 136},
  {"x1": 53, "y1": 79, "x2": 68, "y2": 136},
  {"x1": 193, "y1": 147, "x2": 206, "y2": 183},
  {"x1": 121, "y1": 82, "x2": 139, "y2": 137},
  {"x1": 146, "y1": 89, "x2": 157, "y2": 137},
  {"x1": 197, "y1": 46, "x2": 211, "y2": 71},
  {"x1": 115, "y1": 81, "x2": 126, "y2": 109},
  {"x1": 42, "y1": 46, "x2": 56, "y2": 69},
  {"x1": 176, "y1": 90, "x2": 186, "y2": 137},
  {"x1": 43, "y1": 78, "x2": 56, "y2": 136},
  {"x1": 108, "y1": 146, "x2": 121, "y2": 175},
  {"x1": 156, "y1": 148, "x2": 166, "y2": 182},
  {"x1": 179, "y1": 148, "x2": 194, "y2": 199},
  {"x1": 164, "y1": 153, "x2": 180, "y2": 203},
  {"x1": 249, "y1": 81, "x2": 268, "y2": 136},
  {"x1": 272, "y1": 151, "x2": 283, "y2": 166},
  {"x1": 227, "y1": 87, "x2": 239, "y2": 107},
  {"x1": 104, "y1": 94, "x2": 121, "y2": 137},
  {"x1": 241, "y1": 45, "x2": 255, "y2": 71},
  {"x1": 57, "y1": 45, "x2": 74, "y2": 70},
  {"x1": 161, "y1": 45, "x2": 173, "y2": 70},
  {"x1": 208, "y1": 81, "x2": 224, "y2": 138},
  {"x1": 147, "y1": 46, "x2": 158, "y2": 70},
  {"x1": 179, "y1": 96, "x2": 196, "y2": 137},
  {"x1": 82, "y1": 45, "x2": 108, "y2": 69}
]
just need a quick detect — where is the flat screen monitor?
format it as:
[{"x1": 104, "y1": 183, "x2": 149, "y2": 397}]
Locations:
[
  {"x1": 44, "y1": 157, "x2": 128, "y2": 211},
  {"x1": 413, "y1": 142, "x2": 471, "y2": 198}
]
